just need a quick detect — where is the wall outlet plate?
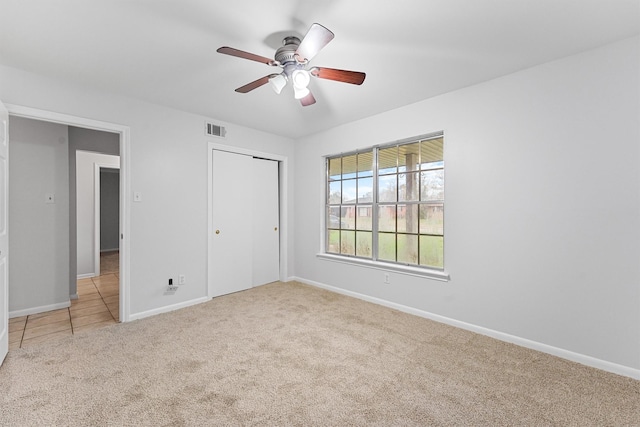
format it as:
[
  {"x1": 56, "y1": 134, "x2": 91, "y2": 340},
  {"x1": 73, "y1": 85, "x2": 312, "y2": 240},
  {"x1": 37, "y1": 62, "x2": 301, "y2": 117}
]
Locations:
[{"x1": 164, "y1": 285, "x2": 178, "y2": 295}]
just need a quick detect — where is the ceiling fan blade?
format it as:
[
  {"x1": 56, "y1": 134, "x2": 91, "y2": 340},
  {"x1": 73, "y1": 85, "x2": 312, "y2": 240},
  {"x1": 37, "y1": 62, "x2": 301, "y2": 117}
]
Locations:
[
  {"x1": 217, "y1": 47, "x2": 277, "y2": 66},
  {"x1": 295, "y1": 23, "x2": 334, "y2": 62},
  {"x1": 300, "y1": 91, "x2": 316, "y2": 107},
  {"x1": 235, "y1": 75, "x2": 273, "y2": 93},
  {"x1": 310, "y1": 67, "x2": 366, "y2": 85}
]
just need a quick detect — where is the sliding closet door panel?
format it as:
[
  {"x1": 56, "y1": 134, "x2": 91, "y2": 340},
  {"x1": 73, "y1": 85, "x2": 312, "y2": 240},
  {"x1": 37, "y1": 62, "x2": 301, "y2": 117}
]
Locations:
[
  {"x1": 252, "y1": 158, "x2": 279, "y2": 286},
  {"x1": 211, "y1": 150, "x2": 253, "y2": 297}
]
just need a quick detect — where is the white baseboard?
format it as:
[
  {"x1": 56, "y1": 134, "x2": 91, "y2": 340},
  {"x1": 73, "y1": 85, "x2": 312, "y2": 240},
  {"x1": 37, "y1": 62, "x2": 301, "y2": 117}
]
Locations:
[
  {"x1": 77, "y1": 273, "x2": 95, "y2": 279},
  {"x1": 292, "y1": 276, "x2": 640, "y2": 380},
  {"x1": 9, "y1": 301, "x2": 71, "y2": 318},
  {"x1": 128, "y1": 296, "x2": 210, "y2": 322},
  {"x1": 100, "y1": 248, "x2": 119, "y2": 253},
  {"x1": 70, "y1": 293, "x2": 79, "y2": 300}
]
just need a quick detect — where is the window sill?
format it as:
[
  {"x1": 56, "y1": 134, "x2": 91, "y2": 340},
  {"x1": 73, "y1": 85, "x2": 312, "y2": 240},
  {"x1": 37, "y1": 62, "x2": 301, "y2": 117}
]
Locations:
[{"x1": 316, "y1": 253, "x2": 450, "y2": 282}]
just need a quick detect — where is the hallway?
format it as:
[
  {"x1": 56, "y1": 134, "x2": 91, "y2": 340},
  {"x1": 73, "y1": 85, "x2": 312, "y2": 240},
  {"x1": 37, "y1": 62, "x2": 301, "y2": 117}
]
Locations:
[{"x1": 8, "y1": 252, "x2": 120, "y2": 349}]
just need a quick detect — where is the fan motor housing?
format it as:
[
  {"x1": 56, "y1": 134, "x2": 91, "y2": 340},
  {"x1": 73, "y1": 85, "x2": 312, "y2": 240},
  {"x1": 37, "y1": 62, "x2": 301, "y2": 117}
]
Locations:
[{"x1": 275, "y1": 36, "x2": 301, "y2": 64}]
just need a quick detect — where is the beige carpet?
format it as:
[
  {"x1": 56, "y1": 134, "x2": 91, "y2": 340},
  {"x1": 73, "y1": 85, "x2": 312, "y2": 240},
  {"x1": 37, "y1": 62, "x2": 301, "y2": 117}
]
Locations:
[{"x1": 1, "y1": 281, "x2": 638, "y2": 426}]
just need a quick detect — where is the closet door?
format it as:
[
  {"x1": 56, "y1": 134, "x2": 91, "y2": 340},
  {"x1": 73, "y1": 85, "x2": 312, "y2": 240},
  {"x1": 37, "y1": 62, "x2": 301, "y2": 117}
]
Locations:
[
  {"x1": 211, "y1": 150, "x2": 253, "y2": 296},
  {"x1": 252, "y1": 158, "x2": 279, "y2": 286}
]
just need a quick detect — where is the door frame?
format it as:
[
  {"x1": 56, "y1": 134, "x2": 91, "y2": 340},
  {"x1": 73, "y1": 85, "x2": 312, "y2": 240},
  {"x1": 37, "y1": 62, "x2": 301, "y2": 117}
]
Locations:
[
  {"x1": 94, "y1": 163, "x2": 120, "y2": 277},
  {"x1": 0, "y1": 101, "x2": 8, "y2": 365},
  {"x1": 207, "y1": 142, "x2": 288, "y2": 298},
  {"x1": 6, "y1": 104, "x2": 132, "y2": 322}
]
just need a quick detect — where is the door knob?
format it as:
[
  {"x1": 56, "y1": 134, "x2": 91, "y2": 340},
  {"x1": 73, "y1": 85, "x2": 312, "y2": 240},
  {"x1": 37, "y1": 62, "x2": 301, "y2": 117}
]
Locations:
[
  {"x1": 274, "y1": 227, "x2": 278, "y2": 231},
  {"x1": 215, "y1": 230, "x2": 220, "y2": 234}
]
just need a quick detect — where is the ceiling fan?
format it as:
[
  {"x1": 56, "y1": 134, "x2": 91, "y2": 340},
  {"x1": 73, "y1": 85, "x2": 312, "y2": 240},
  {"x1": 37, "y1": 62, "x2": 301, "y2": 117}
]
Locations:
[{"x1": 217, "y1": 23, "x2": 366, "y2": 106}]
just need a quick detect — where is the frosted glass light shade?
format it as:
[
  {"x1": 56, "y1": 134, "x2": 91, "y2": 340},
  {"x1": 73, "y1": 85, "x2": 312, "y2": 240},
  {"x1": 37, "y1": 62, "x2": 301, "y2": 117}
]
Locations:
[
  {"x1": 294, "y1": 85, "x2": 310, "y2": 99},
  {"x1": 269, "y1": 74, "x2": 287, "y2": 94},
  {"x1": 292, "y1": 69, "x2": 310, "y2": 89}
]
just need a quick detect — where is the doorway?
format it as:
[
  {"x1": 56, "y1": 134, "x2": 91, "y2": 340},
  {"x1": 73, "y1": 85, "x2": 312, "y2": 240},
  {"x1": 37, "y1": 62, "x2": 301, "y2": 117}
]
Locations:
[
  {"x1": 97, "y1": 167, "x2": 120, "y2": 276},
  {"x1": 75, "y1": 152, "x2": 120, "y2": 279},
  {"x1": 5, "y1": 104, "x2": 130, "y2": 324}
]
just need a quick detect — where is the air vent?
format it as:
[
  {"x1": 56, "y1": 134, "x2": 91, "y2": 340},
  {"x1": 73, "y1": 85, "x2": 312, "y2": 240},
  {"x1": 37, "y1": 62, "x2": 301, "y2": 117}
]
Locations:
[{"x1": 205, "y1": 121, "x2": 226, "y2": 138}]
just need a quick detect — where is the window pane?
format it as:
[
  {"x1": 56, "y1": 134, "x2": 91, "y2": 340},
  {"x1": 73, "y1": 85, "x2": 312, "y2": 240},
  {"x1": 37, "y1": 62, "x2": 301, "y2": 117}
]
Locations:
[
  {"x1": 341, "y1": 206, "x2": 355, "y2": 230},
  {"x1": 327, "y1": 230, "x2": 340, "y2": 253},
  {"x1": 329, "y1": 181, "x2": 341, "y2": 204},
  {"x1": 419, "y1": 235, "x2": 444, "y2": 268},
  {"x1": 356, "y1": 231, "x2": 372, "y2": 258},
  {"x1": 357, "y1": 177, "x2": 373, "y2": 203},
  {"x1": 378, "y1": 206, "x2": 396, "y2": 232},
  {"x1": 341, "y1": 230, "x2": 355, "y2": 256},
  {"x1": 342, "y1": 179, "x2": 357, "y2": 203},
  {"x1": 420, "y1": 169, "x2": 444, "y2": 201},
  {"x1": 342, "y1": 154, "x2": 357, "y2": 179},
  {"x1": 420, "y1": 204, "x2": 443, "y2": 235},
  {"x1": 329, "y1": 157, "x2": 341, "y2": 180},
  {"x1": 378, "y1": 146, "x2": 397, "y2": 175},
  {"x1": 397, "y1": 234, "x2": 419, "y2": 265},
  {"x1": 421, "y1": 137, "x2": 443, "y2": 166},
  {"x1": 398, "y1": 143, "x2": 420, "y2": 173},
  {"x1": 357, "y1": 151, "x2": 373, "y2": 177},
  {"x1": 378, "y1": 175, "x2": 397, "y2": 202},
  {"x1": 398, "y1": 172, "x2": 419, "y2": 201},
  {"x1": 397, "y1": 204, "x2": 418, "y2": 233},
  {"x1": 378, "y1": 233, "x2": 396, "y2": 262},
  {"x1": 328, "y1": 206, "x2": 341, "y2": 229},
  {"x1": 356, "y1": 205, "x2": 372, "y2": 231}
]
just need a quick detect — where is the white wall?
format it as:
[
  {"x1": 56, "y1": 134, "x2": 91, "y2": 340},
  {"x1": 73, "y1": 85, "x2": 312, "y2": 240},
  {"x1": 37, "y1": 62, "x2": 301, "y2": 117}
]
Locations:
[
  {"x1": 8, "y1": 117, "x2": 70, "y2": 313},
  {"x1": 0, "y1": 64, "x2": 296, "y2": 316},
  {"x1": 76, "y1": 151, "x2": 119, "y2": 277},
  {"x1": 294, "y1": 36, "x2": 640, "y2": 374}
]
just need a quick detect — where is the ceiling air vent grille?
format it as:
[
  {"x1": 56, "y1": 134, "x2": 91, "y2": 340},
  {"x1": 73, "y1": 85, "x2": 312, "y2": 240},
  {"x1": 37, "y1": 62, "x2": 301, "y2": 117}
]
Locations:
[{"x1": 205, "y1": 121, "x2": 226, "y2": 138}]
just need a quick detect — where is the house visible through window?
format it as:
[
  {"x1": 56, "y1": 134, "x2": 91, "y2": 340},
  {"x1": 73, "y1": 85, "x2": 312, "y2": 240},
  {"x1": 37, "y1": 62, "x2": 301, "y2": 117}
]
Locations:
[{"x1": 326, "y1": 133, "x2": 444, "y2": 270}]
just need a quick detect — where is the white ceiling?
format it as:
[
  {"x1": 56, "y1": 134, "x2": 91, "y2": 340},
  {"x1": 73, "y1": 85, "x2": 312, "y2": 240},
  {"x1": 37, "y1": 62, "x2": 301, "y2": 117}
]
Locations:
[{"x1": 1, "y1": 0, "x2": 638, "y2": 139}]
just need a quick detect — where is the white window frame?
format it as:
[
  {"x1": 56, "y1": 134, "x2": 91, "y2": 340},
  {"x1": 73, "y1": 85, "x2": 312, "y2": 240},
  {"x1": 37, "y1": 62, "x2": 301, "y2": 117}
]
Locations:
[{"x1": 318, "y1": 132, "x2": 449, "y2": 281}]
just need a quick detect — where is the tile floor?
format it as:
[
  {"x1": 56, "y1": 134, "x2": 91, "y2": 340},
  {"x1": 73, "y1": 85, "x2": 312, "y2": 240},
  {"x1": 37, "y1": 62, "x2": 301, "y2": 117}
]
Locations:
[{"x1": 8, "y1": 273, "x2": 120, "y2": 350}]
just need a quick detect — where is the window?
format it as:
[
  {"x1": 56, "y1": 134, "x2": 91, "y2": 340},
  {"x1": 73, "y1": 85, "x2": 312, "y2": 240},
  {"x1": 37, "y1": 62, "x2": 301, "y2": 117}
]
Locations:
[{"x1": 326, "y1": 133, "x2": 444, "y2": 270}]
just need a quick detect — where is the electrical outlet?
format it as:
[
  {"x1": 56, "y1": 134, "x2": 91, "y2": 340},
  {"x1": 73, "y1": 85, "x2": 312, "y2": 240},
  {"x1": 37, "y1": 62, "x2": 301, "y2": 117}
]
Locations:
[
  {"x1": 163, "y1": 278, "x2": 177, "y2": 295},
  {"x1": 384, "y1": 273, "x2": 390, "y2": 284},
  {"x1": 179, "y1": 275, "x2": 186, "y2": 285}
]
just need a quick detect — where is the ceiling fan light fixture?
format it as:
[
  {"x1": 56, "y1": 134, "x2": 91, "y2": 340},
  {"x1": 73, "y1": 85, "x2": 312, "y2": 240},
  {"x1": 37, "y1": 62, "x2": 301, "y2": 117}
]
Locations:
[
  {"x1": 292, "y1": 69, "x2": 311, "y2": 99},
  {"x1": 217, "y1": 23, "x2": 364, "y2": 106},
  {"x1": 292, "y1": 69, "x2": 310, "y2": 89},
  {"x1": 293, "y1": 85, "x2": 310, "y2": 100},
  {"x1": 269, "y1": 74, "x2": 287, "y2": 94}
]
